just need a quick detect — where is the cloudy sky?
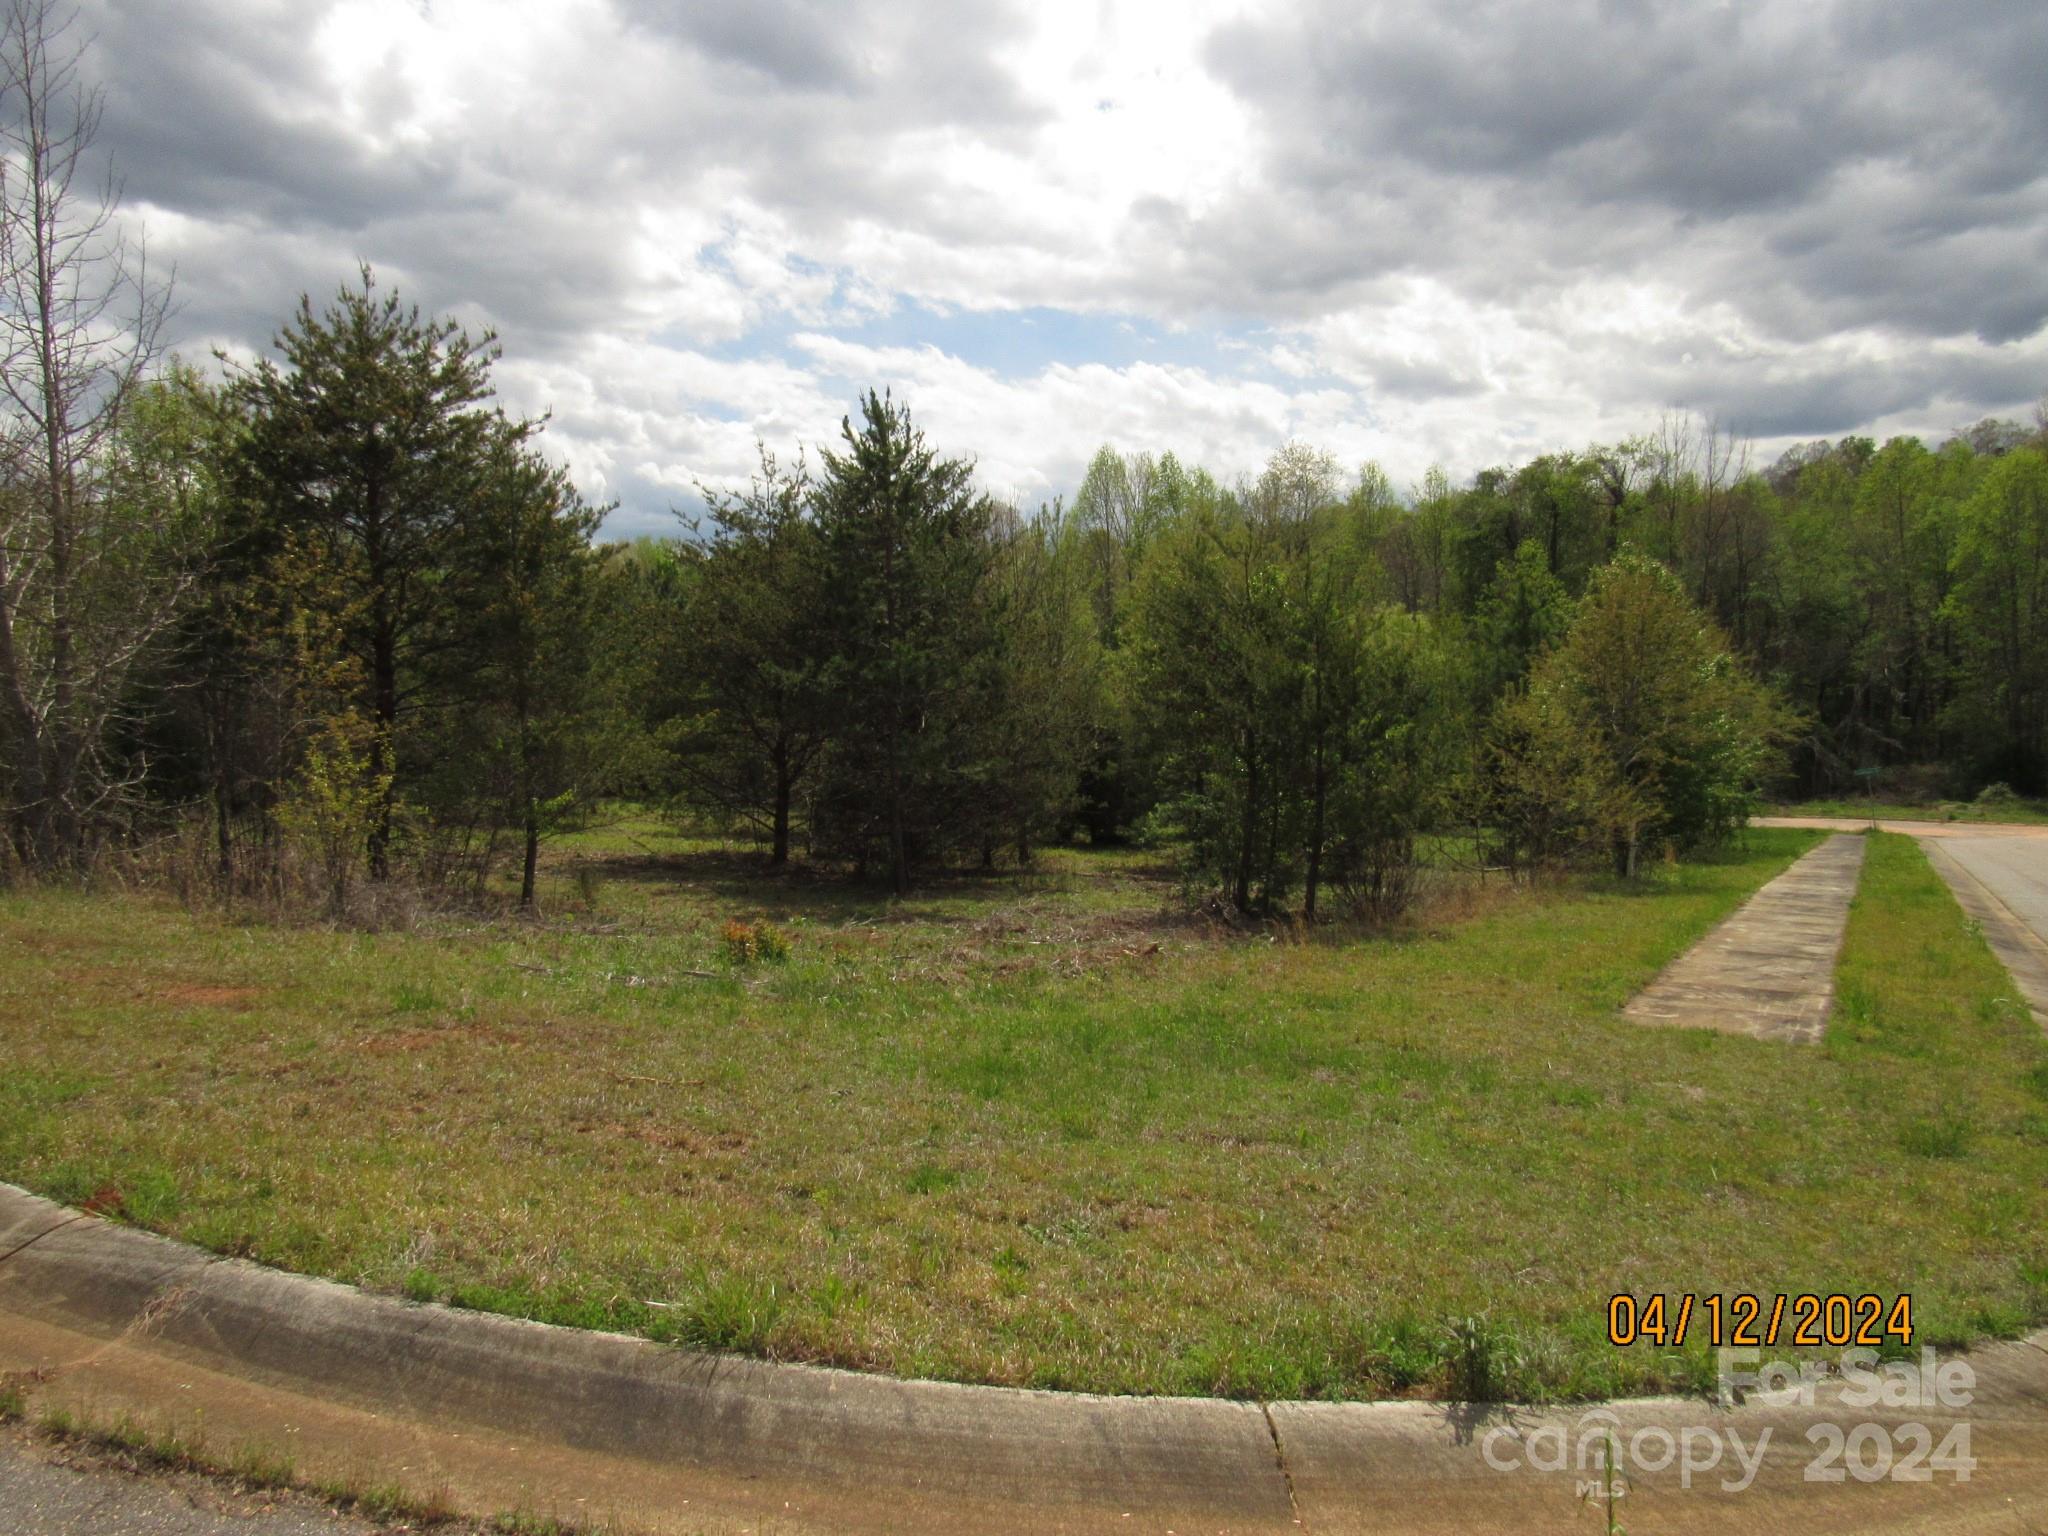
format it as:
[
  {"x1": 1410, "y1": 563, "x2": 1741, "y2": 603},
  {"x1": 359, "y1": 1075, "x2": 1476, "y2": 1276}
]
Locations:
[{"x1": 83, "y1": 0, "x2": 2048, "y2": 536}]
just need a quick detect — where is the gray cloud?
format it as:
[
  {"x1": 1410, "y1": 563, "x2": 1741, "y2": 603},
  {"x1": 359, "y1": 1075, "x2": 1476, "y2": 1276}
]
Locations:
[
  {"x1": 48, "y1": 0, "x2": 2048, "y2": 525},
  {"x1": 1186, "y1": 0, "x2": 2048, "y2": 442}
]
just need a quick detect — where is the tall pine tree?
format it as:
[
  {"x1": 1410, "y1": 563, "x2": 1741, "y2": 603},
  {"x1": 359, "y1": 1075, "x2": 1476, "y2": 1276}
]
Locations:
[
  {"x1": 230, "y1": 267, "x2": 517, "y2": 876},
  {"x1": 810, "y1": 391, "x2": 1000, "y2": 894}
]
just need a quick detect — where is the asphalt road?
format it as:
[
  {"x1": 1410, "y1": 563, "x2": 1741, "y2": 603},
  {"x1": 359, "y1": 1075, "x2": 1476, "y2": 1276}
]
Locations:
[
  {"x1": 0, "y1": 1427, "x2": 380, "y2": 1536},
  {"x1": 1937, "y1": 833, "x2": 2048, "y2": 941}
]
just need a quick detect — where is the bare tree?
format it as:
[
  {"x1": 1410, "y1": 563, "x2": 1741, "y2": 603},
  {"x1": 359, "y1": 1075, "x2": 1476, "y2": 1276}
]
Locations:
[{"x1": 0, "y1": 0, "x2": 184, "y2": 868}]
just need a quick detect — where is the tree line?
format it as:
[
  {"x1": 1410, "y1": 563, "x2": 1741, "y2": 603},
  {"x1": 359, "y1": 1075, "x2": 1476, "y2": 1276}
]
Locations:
[
  {"x1": 0, "y1": 1, "x2": 2042, "y2": 918},
  {"x1": 11, "y1": 270, "x2": 2046, "y2": 916}
]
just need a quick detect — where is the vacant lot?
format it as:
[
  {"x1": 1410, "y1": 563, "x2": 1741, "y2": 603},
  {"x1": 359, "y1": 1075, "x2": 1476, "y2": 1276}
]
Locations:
[{"x1": 4, "y1": 826, "x2": 2046, "y2": 1402}]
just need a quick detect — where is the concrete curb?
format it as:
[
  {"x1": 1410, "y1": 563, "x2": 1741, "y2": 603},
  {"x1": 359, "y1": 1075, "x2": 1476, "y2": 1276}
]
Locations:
[{"x1": 3, "y1": 1183, "x2": 2046, "y2": 1533}]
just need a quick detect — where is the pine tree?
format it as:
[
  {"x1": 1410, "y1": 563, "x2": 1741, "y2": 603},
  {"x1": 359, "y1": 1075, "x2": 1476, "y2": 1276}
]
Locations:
[
  {"x1": 230, "y1": 267, "x2": 516, "y2": 876},
  {"x1": 439, "y1": 435, "x2": 629, "y2": 907},
  {"x1": 673, "y1": 448, "x2": 829, "y2": 865},
  {"x1": 809, "y1": 391, "x2": 1000, "y2": 894}
]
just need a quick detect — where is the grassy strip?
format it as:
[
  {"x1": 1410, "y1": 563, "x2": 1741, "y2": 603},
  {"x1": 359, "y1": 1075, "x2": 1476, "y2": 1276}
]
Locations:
[
  {"x1": 1774, "y1": 796, "x2": 2048, "y2": 826},
  {"x1": 5, "y1": 828, "x2": 2045, "y2": 1402},
  {"x1": 1820, "y1": 832, "x2": 2048, "y2": 1341}
]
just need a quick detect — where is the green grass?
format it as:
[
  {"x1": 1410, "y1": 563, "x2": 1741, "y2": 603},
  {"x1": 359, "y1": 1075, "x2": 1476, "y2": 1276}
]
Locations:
[
  {"x1": 1774, "y1": 796, "x2": 2048, "y2": 825},
  {"x1": 4, "y1": 826, "x2": 2044, "y2": 1402}
]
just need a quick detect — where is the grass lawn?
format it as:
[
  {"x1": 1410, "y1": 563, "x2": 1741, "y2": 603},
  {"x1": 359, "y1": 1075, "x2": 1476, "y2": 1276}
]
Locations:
[
  {"x1": 1772, "y1": 796, "x2": 2048, "y2": 826},
  {"x1": 4, "y1": 825, "x2": 2046, "y2": 1403}
]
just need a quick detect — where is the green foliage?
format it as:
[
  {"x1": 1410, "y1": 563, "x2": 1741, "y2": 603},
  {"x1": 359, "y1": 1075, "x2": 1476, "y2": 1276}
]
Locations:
[
  {"x1": 436, "y1": 433, "x2": 637, "y2": 906},
  {"x1": 1443, "y1": 1314, "x2": 1523, "y2": 1402},
  {"x1": 658, "y1": 1273, "x2": 784, "y2": 1353},
  {"x1": 1123, "y1": 494, "x2": 1301, "y2": 912},
  {"x1": 1123, "y1": 452, "x2": 1460, "y2": 918},
  {"x1": 668, "y1": 448, "x2": 829, "y2": 864},
  {"x1": 32, "y1": 245, "x2": 2048, "y2": 915},
  {"x1": 806, "y1": 392, "x2": 1014, "y2": 891},
  {"x1": 1315, "y1": 610, "x2": 1464, "y2": 919},
  {"x1": 976, "y1": 503, "x2": 1103, "y2": 859},
  {"x1": 227, "y1": 267, "x2": 530, "y2": 877},
  {"x1": 271, "y1": 710, "x2": 393, "y2": 915},
  {"x1": 1487, "y1": 551, "x2": 1791, "y2": 874},
  {"x1": 1472, "y1": 539, "x2": 1574, "y2": 700},
  {"x1": 1945, "y1": 447, "x2": 2048, "y2": 790}
]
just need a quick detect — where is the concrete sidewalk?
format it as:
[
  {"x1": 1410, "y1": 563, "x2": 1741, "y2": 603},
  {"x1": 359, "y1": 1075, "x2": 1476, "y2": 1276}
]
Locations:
[
  {"x1": 1623, "y1": 833, "x2": 1865, "y2": 1043},
  {"x1": 3, "y1": 1185, "x2": 2045, "y2": 1534}
]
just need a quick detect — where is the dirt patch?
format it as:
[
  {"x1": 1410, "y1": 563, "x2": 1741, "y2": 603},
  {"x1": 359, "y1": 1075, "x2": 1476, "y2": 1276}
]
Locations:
[
  {"x1": 78, "y1": 1182, "x2": 127, "y2": 1216},
  {"x1": 157, "y1": 983, "x2": 266, "y2": 1008}
]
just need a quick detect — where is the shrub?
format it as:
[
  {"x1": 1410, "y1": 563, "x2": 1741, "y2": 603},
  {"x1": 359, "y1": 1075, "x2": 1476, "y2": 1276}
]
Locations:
[
  {"x1": 1332, "y1": 832, "x2": 1424, "y2": 924},
  {"x1": 272, "y1": 711, "x2": 394, "y2": 917},
  {"x1": 720, "y1": 919, "x2": 791, "y2": 966}
]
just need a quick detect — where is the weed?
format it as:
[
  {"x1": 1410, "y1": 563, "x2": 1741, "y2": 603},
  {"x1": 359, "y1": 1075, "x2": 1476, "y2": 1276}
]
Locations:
[
  {"x1": 1899, "y1": 1114, "x2": 1973, "y2": 1159},
  {"x1": 663, "y1": 1273, "x2": 783, "y2": 1353},
  {"x1": 1358, "y1": 1314, "x2": 1441, "y2": 1393},
  {"x1": 812, "y1": 1272, "x2": 858, "y2": 1320},
  {"x1": 904, "y1": 1162, "x2": 961, "y2": 1195},
  {"x1": 36, "y1": 1407, "x2": 210, "y2": 1475},
  {"x1": 1580, "y1": 1427, "x2": 1627, "y2": 1535},
  {"x1": 492, "y1": 1511, "x2": 582, "y2": 1535},
  {"x1": 1444, "y1": 1315, "x2": 1521, "y2": 1402},
  {"x1": 353, "y1": 1483, "x2": 417, "y2": 1521},
  {"x1": 720, "y1": 918, "x2": 791, "y2": 965},
  {"x1": 224, "y1": 1442, "x2": 297, "y2": 1488}
]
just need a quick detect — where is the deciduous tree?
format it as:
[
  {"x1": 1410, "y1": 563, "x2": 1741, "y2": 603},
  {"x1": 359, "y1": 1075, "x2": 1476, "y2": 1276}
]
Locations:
[{"x1": 0, "y1": 0, "x2": 193, "y2": 867}]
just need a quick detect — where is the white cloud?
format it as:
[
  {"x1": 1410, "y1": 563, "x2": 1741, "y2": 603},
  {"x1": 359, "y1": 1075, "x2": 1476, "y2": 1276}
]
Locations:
[{"x1": 72, "y1": 0, "x2": 2048, "y2": 534}]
